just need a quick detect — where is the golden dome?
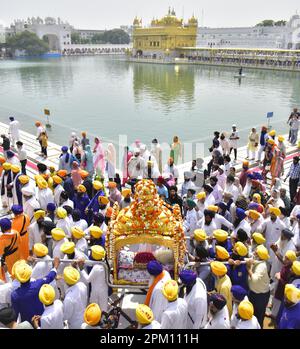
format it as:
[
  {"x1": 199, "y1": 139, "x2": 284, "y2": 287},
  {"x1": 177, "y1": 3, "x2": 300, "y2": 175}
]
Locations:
[{"x1": 188, "y1": 15, "x2": 198, "y2": 26}]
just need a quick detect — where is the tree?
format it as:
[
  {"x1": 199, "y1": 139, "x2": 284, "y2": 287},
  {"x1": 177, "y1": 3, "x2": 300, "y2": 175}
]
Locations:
[
  {"x1": 275, "y1": 20, "x2": 287, "y2": 26},
  {"x1": 71, "y1": 32, "x2": 81, "y2": 44},
  {"x1": 256, "y1": 19, "x2": 274, "y2": 27},
  {"x1": 102, "y1": 29, "x2": 130, "y2": 44},
  {"x1": 91, "y1": 33, "x2": 105, "y2": 44},
  {"x1": 6, "y1": 30, "x2": 49, "y2": 56}
]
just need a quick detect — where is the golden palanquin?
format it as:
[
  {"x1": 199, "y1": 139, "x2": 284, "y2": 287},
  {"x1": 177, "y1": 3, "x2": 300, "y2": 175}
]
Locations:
[{"x1": 106, "y1": 179, "x2": 185, "y2": 286}]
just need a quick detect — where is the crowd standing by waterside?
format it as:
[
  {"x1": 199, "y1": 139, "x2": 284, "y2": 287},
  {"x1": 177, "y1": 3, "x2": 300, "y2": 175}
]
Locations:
[{"x1": 0, "y1": 109, "x2": 300, "y2": 330}]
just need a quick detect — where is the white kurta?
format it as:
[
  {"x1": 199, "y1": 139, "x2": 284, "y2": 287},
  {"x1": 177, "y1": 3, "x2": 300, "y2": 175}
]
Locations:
[
  {"x1": 28, "y1": 221, "x2": 43, "y2": 250},
  {"x1": 37, "y1": 188, "x2": 54, "y2": 210},
  {"x1": 143, "y1": 320, "x2": 162, "y2": 329},
  {"x1": 23, "y1": 196, "x2": 40, "y2": 220},
  {"x1": 184, "y1": 278, "x2": 207, "y2": 329},
  {"x1": 40, "y1": 300, "x2": 64, "y2": 329},
  {"x1": 54, "y1": 185, "x2": 64, "y2": 207},
  {"x1": 74, "y1": 219, "x2": 88, "y2": 231},
  {"x1": 196, "y1": 218, "x2": 217, "y2": 237},
  {"x1": 8, "y1": 120, "x2": 20, "y2": 143},
  {"x1": 76, "y1": 238, "x2": 88, "y2": 255},
  {"x1": 80, "y1": 264, "x2": 108, "y2": 312},
  {"x1": 31, "y1": 255, "x2": 52, "y2": 279},
  {"x1": 184, "y1": 209, "x2": 198, "y2": 236},
  {"x1": 160, "y1": 298, "x2": 188, "y2": 329},
  {"x1": 232, "y1": 219, "x2": 251, "y2": 239},
  {"x1": 214, "y1": 214, "x2": 234, "y2": 230},
  {"x1": 261, "y1": 218, "x2": 286, "y2": 253},
  {"x1": 63, "y1": 282, "x2": 88, "y2": 329},
  {"x1": 235, "y1": 316, "x2": 261, "y2": 329},
  {"x1": 1, "y1": 172, "x2": 13, "y2": 208},
  {"x1": 57, "y1": 218, "x2": 72, "y2": 238},
  {"x1": 149, "y1": 270, "x2": 171, "y2": 323},
  {"x1": 270, "y1": 238, "x2": 296, "y2": 281},
  {"x1": 204, "y1": 307, "x2": 230, "y2": 329}
]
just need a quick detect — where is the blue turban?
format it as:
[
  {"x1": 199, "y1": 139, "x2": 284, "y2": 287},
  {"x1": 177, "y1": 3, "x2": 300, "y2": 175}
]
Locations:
[
  {"x1": 11, "y1": 205, "x2": 23, "y2": 215},
  {"x1": 179, "y1": 269, "x2": 197, "y2": 285},
  {"x1": 9, "y1": 117, "x2": 14, "y2": 121},
  {"x1": 252, "y1": 172, "x2": 263, "y2": 180},
  {"x1": 210, "y1": 293, "x2": 227, "y2": 310},
  {"x1": 236, "y1": 208, "x2": 246, "y2": 220},
  {"x1": 217, "y1": 202, "x2": 227, "y2": 211},
  {"x1": 61, "y1": 146, "x2": 68, "y2": 153},
  {"x1": 6, "y1": 151, "x2": 14, "y2": 159},
  {"x1": 296, "y1": 214, "x2": 300, "y2": 220},
  {"x1": 248, "y1": 203, "x2": 259, "y2": 210},
  {"x1": 147, "y1": 261, "x2": 163, "y2": 276},
  {"x1": 247, "y1": 173, "x2": 255, "y2": 180},
  {"x1": 0, "y1": 218, "x2": 12, "y2": 231},
  {"x1": 47, "y1": 203, "x2": 56, "y2": 212},
  {"x1": 231, "y1": 285, "x2": 248, "y2": 301}
]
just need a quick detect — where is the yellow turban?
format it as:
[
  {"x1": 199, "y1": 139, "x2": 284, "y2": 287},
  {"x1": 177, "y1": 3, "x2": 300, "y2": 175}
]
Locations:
[
  {"x1": 11, "y1": 260, "x2": 27, "y2": 280},
  {"x1": 213, "y1": 229, "x2": 228, "y2": 242},
  {"x1": 247, "y1": 210, "x2": 260, "y2": 221},
  {"x1": 256, "y1": 245, "x2": 269, "y2": 260},
  {"x1": 252, "y1": 193, "x2": 261, "y2": 204},
  {"x1": 269, "y1": 207, "x2": 281, "y2": 217},
  {"x1": 207, "y1": 205, "x2": 219, "y2": 213},
  {"x1": 196, "y1": 192, "x2": 206, "y2": 200},
  {"x1": 136, "y1": 304, "x2": 154, "y2": 325},
  {"x1": 235, "y1": 241, "x2": 248, "y2": 257},
  {"x1": 60, "y1": 241, "x2": 75, "y2": 254},
  {"x1": 15, "y1": 263, "x2": 32, "y2": 283},
  {"x1": 269, "y1": 130, "x2": 276, "y2": 137},
  {"x1": 84, "y1": 303, "x2": 102, "y2": 326},
  {"x1": 267, "y1": 138, "x2": 275, "y2": 145},
  {"x1": 278, "y1": 135, "x2": 284, "y2": 142},
  {"x1": 57, "y1": 207, "x2": 67, "y2": 219},
  {"x1": 93, "y1": 181, "x2": 103, "y2": 190},
  {"x1": 210, "y1": 261, "x2": 227, "y2": 276},
  {"x1": 285, "y1": 250, "x2": 297, "y2": 262},
  {"x1": 90, "y1": 226, "x2": 103, "y2": 239},
  {"x1": 51, "y1": 228, "x2": 66, "y2": 241},
  {"x1": 98, "y1": 196, "x2": 109, "y2": 205},
  {"x1": 33, "y1": 243, "x2": 48, "y2": 257},
  {"x1": 3, "y1": 162, "x2": 11, "y2": 171},
  {"x1": 284, "y1": 284, "x2": 300, "y2": 304},
  {"x1": 121, "y1": 188, "x2": 131, "y2": 197},
  {"x1": 53, "y1": 175, "x2": 63, "y2": 184},
  {"x1": 71, "y1": 226, "x2": 85, "y2": 239},
  {"x1": 34, "y1": 210, "x2": 46, "y2": 221},
  {"x1": 11, "y1": 165, "x2": 20, "y2": 173},
  {"x1": 77, "y1": 184, "x2": 86, "y2": 193},
  {"x1": 162, "y1": 280, "x2": 178, "y2": 301},
  {"x1": 39, "y1": 284, "x2": 55, "y2": 306},
  {"x1": 63, "y1": 266, "x2": 80, "y2": 286},
  {"x1": 91, "y1": 245, "x2": 106, "y2": 260},
  {"x1": 19, "y1": 175, "x2": 29, "y2": 184},
  {"x1": 238, "y1": 300, "x2": 254, "y2": 320},
  {"x1": 193, "y1": 229, "x2": 207, "y2": 242},
  {"x1": 252, "y1": 232, "x2": 266, "y2": 245},
  {"x1": 216, "y1": 246, "x2": 230, "y2": 261},
  {"x1": 292, "y1": 261, "x2": 300, "y2": 276},
  {"x1": 37, "y1": 178, "x2": 48, "y2": 189}
]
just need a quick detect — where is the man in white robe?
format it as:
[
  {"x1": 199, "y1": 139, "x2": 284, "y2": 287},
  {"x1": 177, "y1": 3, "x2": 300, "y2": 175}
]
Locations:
[
  {"x1": 144, "y1": 261, "x2": 171, "y2": 323},
  {"x1": 204, "y1": 293, "x2": 230, "y2": 329},
  {"x1": 8, "y1": 117, "x2": 20, "y2": 147},
  {"x1": 160, "y1": 280, "x2": 188, "y2": 329},
  {"x1": 180, "y1": 270, "x2": 207, "y2": 329},
  {"x1": 78, "y1": 246, "x2": 108, "y2": 312}
]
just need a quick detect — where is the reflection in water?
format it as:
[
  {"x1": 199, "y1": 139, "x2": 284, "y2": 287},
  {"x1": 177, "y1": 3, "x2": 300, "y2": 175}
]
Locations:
[
  {"x1": 132, "y1": 63, "x2": 195, "y2": 112},
  {"x1": 18, "y1": 59, "x2": 74, "y2": 98}
]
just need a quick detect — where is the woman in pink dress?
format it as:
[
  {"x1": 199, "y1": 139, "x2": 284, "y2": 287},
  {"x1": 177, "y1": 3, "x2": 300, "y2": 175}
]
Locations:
[
  {"x1": 71, "y1": 161, "x2": 82, "y2": 188},
  {"x1": 93, "y1": 137, "x2": 105, "y2": 178}
]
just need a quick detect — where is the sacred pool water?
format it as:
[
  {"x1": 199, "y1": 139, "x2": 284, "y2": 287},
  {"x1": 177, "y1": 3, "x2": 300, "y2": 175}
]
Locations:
[{"x1": 0, "y1": 55, "x2": 299, "y2": 158}]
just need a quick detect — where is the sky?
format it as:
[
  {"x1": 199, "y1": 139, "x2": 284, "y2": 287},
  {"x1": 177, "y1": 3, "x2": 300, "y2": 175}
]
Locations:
[{"x1": 0, "y1": 0, "x2": 299, "y2": 29}]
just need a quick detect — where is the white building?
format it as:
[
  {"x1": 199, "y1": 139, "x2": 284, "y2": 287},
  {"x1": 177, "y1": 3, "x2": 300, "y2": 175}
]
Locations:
[
  {"x1": 7, "y1": 17, "x2": 72, "y2": 51},
  {"x1": 74, "y1": 29, "x2": 105, "y2": 41},
  {"x1": 197, "y1": 14, "x2": 300, "y2": 50}
]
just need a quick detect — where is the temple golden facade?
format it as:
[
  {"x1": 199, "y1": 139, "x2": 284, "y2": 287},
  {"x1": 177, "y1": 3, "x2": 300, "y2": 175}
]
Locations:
[{"x1": 132, "y1": 8, "x2": 198, "y2": 58}]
